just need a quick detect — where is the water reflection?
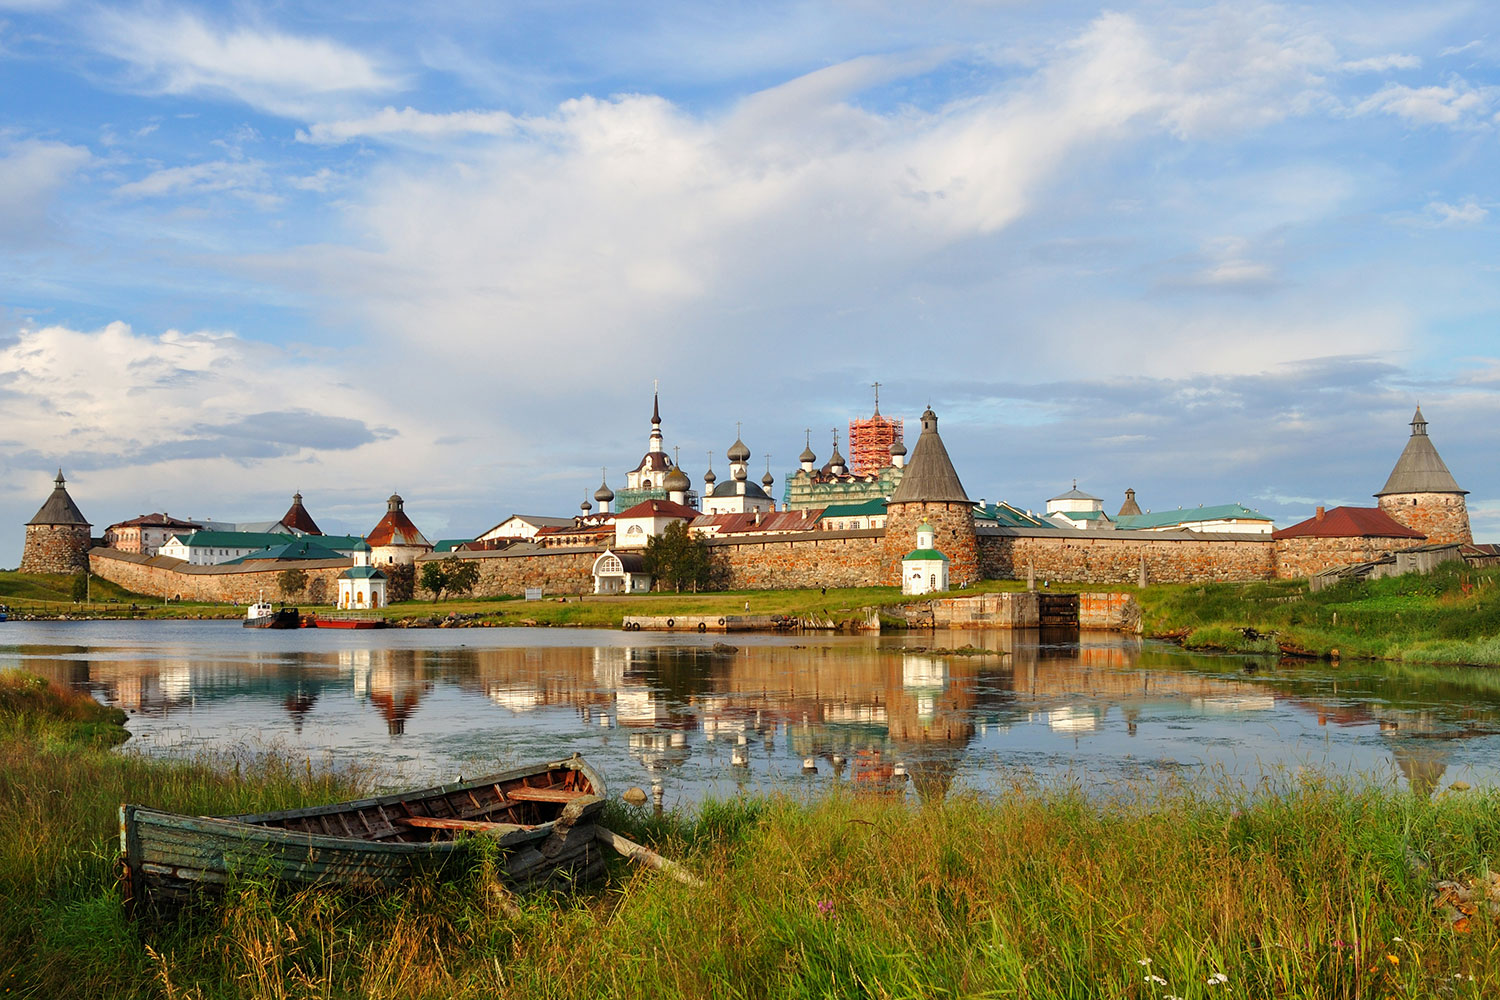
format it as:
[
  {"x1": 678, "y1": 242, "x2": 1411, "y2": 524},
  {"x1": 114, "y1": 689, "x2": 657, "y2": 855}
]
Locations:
[{"x1": 4, "y1": 623, "x2": 1498, "y2": 805}]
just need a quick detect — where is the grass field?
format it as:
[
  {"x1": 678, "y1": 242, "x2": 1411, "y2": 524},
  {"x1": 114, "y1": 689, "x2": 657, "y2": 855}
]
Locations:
[{"x1": 3, "y1": 669, "x2": 1498, "y2": 998}]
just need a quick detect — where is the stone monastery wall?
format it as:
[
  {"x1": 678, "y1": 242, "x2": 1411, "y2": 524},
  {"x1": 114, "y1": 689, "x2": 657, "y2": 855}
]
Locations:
[
  {"x1": 977, "y1": 529, "x2": 1277, "y2": 585},
  {"x1": 1272, "y1": 535, "x2": 1428, "y2": 580},
  {"x1": 1378, "y1": 493, "x2": 1473, "y2": 546},
  {"x1": 21, "y1": 524, "x2": 92, "y2": 575},
  {"x1": 89, "y1": 549, "x2": 348, "y2": 603}
]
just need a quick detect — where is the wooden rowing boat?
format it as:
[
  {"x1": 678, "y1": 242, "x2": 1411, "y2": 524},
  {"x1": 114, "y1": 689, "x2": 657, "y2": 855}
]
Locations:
[{"x1": 119, "y1": 755, "x2": 606, "y2": 910}]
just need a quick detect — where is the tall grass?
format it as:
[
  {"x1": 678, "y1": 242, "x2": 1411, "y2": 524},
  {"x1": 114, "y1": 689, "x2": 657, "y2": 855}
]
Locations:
[
  {"x1": 1141, "y1": 563, "x2": 1500, "y2": 664},
  {"x1": 3, "y1": 671, "x2": 1497, "y2": 998}
]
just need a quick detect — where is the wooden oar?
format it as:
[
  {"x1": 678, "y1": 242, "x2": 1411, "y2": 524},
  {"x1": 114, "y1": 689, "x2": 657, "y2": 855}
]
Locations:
[{"x1": 595, "y1": 827, "x2": 702, "y2": 886}]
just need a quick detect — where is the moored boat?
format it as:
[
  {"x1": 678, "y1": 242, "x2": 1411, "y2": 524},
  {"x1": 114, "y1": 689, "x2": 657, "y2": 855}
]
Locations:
[
  {"x1": 120, "y1": 755, "x2": 607, "y2": 910},
  {"x1": 244, "y1": 598, "x2": 299, "y2": 629}
]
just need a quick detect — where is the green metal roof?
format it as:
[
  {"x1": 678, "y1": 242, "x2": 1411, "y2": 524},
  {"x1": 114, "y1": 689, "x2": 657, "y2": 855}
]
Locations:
[
  {"x1": 902, "y1": 547, "x2": 949, "y2": 562},
  {"x1": 816, "y1": 499, "x2": 888, "y2": 519},
  {"x1": 976, "y1": 502, "x2": 1054, "y2": 528},
  {"x1": 219, "y1": 539, "x2": 347, "y2": 564},
  {"x1": 166, "y1": 530, "x2": 291, "y2": 550},
  {"x1": 340, "y1": 566, "x2": 387, "y2": 580},
  {"x1": 1115, "y1": 503, "x2": 1271, "y2": 531},
  {"x1": 313, "y1": 534, "x2": 365, "y2": 550},
  {"x1": 432, "y1": 539, "x2": 473, "y2": 553}
]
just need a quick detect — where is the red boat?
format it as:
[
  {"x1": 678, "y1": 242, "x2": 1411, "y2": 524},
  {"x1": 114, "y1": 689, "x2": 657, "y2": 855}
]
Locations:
[{"x1": 304, "y1": 612, "x2": 388, "y2": 629}]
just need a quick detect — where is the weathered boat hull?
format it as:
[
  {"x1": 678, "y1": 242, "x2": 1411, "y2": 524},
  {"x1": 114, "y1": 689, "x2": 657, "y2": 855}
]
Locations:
[{"x1": 120, "y1": 756, "x2": 606, "y2": 909}]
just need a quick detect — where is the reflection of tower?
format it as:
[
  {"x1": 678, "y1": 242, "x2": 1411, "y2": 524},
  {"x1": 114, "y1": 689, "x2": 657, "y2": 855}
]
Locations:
[
  {"x1": 366, "y1": 654, "x2": 429, "y2": 737},
  {"x1": 283, "y1": 685, "x2": 318, "y2": 734},
  {"x1": 1390, "y1": 738, "x2": 1449, "y2": 799}
]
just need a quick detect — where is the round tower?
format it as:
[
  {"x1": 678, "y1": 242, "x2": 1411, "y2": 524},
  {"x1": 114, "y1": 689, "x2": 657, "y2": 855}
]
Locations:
[
  {"x1": 1374, "y1": 407, "x2": 1472, "y2": 544},
  {"x1": 21, "y1": 470, "x2": 94, "y2": 574},
  {"x1": 881, "y1": 409, "x2": 976, "y2": 585}
]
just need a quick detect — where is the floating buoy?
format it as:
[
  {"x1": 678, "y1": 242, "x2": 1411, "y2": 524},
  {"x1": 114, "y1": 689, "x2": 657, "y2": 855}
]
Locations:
[
  {"x1": 802, "y1": 757, "x2": 818, "y2": 774},
  {"x1": 732, "y1": 747, "x2": 749, "y2": 767},
  {"x1": 832, "y1": 754, "x2": 845, "y2": 768},
  {"x1": 893, "y1": 763, "x2": 909, "y2": 781}
]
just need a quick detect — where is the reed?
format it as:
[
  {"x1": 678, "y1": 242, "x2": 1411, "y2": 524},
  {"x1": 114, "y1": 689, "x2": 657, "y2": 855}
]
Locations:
[{"x1": 3, "y1": 671, "x2": 1497, "y2": 999}]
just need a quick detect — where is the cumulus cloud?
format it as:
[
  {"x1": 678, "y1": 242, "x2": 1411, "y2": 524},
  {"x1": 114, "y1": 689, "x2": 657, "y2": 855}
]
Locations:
[
  {"x1": 0, "y1": 138, "x2": 91, "y2": 244},
  {"x1": 1339, "y1": 53, "x2": 1420, "y2": 72},
  {"x1": 1426, "y1": 199, "x2": 1488, "y2": 225},
  {"x1": 0, "y1": 321, "x2": 391, "y2": 469},
  {"x1": 1355, "y1": 79, "x2": 1493, "y2": 125},
  {"x1": 89, "y1": 8, "x2": 397, "y2": 117},
  {"x1": 256, "y1": 7, "x2": 1350, "y2": 390}
]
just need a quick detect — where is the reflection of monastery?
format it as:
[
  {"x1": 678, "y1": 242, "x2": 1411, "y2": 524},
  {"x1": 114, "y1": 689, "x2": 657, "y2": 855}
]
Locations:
[
  {"x1": 31, "y1": 390, "x2": 1496, "y2": 597},
  {"x1": 36, "y1": 637, "x2": 1495, "y2": 800}
]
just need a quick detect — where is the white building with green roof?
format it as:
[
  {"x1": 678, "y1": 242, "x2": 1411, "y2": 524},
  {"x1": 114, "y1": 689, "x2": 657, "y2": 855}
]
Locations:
[
  {"x1": 901, "y1": 520, "x2": 950, "y2": 596},
  {"x1": 338, "y1": 542, "x2": 388, "y2": 609}
]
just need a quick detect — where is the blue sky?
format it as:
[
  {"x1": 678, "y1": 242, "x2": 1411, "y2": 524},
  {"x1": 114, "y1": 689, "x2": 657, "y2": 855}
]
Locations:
[{"x1": 2, "y1": 0, "x2": 1497, "y2": 562}]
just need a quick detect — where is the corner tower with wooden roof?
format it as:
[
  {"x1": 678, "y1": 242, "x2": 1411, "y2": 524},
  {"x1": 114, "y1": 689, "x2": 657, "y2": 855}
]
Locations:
[
  {"x1": 1374, "y1": 407, "x2": 1472, "y2": 545},
  {"x1": 21, "y1": 470, "x2": 93, "y2": 574},
  {"x1": 881, "y1": 408, "x2": 977, "y2": 585},
  {"x1": 365, "y1": 493, "x2": 433, "y2": 565}
]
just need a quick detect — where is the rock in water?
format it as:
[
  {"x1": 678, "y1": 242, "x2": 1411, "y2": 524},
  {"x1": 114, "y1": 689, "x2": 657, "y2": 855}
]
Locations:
[{"x1": 622, "y1": 786, "x2": 648, "y2": 806}]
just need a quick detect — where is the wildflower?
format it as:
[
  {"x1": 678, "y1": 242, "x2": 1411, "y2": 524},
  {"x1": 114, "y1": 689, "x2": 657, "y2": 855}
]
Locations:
[
  {"x1": 1146, "y1": 974, "x2": 1168, "y2": 986},
  {"x1": 1206, "y1": 972, "x2": 1229, "y2": 986},
  {"x1": 1138, "y1": 959, "x2": 1152, "y2": 966},
  {"x1": 1392, "y1": 936, "x2": 1402, "y2": 942},
  {"x1": 814, "y1": 900, "x2": 835, "y2": 918},
  {"x1": 1386, "y1": 955, "x2": 1399, "y2": 966}
]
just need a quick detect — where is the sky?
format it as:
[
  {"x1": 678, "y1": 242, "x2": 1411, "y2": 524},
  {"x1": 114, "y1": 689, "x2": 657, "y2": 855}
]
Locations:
[{"x1": 2, "y1": 0, "x2": 1498, "y2": 564}]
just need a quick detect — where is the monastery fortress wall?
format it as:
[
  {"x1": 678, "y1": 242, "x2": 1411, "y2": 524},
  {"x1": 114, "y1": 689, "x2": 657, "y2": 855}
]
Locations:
[{"x1": 89, "y1": 549, "x2": 349, "y2": 604}]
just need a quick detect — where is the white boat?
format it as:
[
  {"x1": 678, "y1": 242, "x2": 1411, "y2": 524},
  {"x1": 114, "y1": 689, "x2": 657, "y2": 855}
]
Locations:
[{"x1": 244, "y1": 596, "x2": 299, "y2": 629}]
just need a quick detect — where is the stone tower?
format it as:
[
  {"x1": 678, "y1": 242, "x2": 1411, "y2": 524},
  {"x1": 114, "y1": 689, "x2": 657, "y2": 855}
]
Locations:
[
  {"x1": 20, "y1": 470, "x2": 93, "y2": 574},
  {"x1": 1374, "y1": 407, "x2": 1471, "y2": 545},
  {"x1": 881, "y1": 408, "x2": 977, "y2": 585}
]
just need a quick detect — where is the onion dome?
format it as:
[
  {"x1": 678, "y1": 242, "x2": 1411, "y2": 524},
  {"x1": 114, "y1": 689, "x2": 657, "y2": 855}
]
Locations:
[
  {"x1": 703, "y1": 466, "x2": 717, "y2": 485},
  {"x1": 889, "y1": 438, "x2": 907, "y2": 457},
  {"x1": 728, "y1": 437, "x2": 751, "y2": 463},
  {"x1": 800, "y1": 443, "x2": 816, "y2": 463},
  {"x1": 762, "y1": 469, "x2": 775, "y2": 488},
  {"x1": 664, "y1": 464, "x2": 691, "y2": 492},
  {"x1": 594, "y1": 477, "x2": 614, "y2": 503},
  {"x1": 580, "y1": 499, "x2": 592, "y2": 513},
  {"x1": 732, "y1": 463, "x2": 748, "y2": 481}
]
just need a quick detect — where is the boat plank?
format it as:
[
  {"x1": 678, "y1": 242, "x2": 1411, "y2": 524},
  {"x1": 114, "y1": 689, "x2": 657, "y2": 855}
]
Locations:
[{"x1": 506, "y1": 787, "x2": 590, "y2": 803}]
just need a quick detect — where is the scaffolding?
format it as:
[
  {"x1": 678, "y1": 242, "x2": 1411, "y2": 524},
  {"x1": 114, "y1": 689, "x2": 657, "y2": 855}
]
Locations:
[{"x1": 848, "y1": 383, "x2": 902, "y2": 475}]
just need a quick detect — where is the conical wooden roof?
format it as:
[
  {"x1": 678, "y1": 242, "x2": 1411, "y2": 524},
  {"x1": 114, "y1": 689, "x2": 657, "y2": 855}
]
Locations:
[
  {"x1": 27, "y1": 470, "x2": 91, "y2": 527},
  {"x1": 889, "y1": 409, "x2": 969, "y2": 504},
  {"x1": 1375, "y1": 407, "x2": 1466, "y2": 496}
]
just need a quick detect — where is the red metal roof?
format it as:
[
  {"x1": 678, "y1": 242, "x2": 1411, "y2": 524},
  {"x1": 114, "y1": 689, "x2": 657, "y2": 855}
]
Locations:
[
  {"x1": 366, "y1": 508, "x2": 430, "y2": 548},
  {"x1": 1271, "y1": 506, "x2": 1424, "y2": 540},
  {"x1": 614, "y1": 498, "x2": 701, "y2": 520},
  {"x1": 279, "y1": 495, "x2": 323, "y2": 535},
  {"x1": 690, "y1": 510, "x2": 825, "y2": 535},
  {"x1": 108, "y1": 513, "x2": 202, "y2": 530}
]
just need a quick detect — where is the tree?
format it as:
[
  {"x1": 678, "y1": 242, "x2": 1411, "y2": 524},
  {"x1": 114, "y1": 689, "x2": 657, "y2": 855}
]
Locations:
[
  {"x1": 444, "y1": 557, "x2": 480, "y2": 598},
  {"x1": 386, "y1": 563, "x2": 415, "y2": 603},
  {"x1": 306, "y1": 576, "x2": 328, "y2": 605},
  {"x1": 642, "y1": 521, "x2": 712, "y2": 593},
  {"x1": 277, "y1": 568, "x2": 309, "y2": 600},
  {"x1": 419, "y1": 561, "x2": 449, "y2": 601},
  {"x1": 71, "y1": 573, "x2": 89, "y2": 603}
]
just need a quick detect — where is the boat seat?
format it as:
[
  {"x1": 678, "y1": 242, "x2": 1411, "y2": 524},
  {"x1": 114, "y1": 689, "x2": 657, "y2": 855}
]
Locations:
[
  {"x1": 396, "y1": 816, "x2": 535, "y2": 834},
  {"x1": 504, "y1": 787, "x2": 590, "y2": 803}
]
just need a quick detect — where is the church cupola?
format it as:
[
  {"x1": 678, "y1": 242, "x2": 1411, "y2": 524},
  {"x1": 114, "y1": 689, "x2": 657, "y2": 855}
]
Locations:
[
  {"x1": 799, "y1": 430, "x2": 817, "y2": 473},
  {"x1": 593, "y1": 470, "x2": 614, "y2": 514}
]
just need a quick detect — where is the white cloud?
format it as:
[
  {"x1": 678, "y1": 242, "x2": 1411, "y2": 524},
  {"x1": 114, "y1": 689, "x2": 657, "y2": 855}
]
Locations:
[
  {"x1": 114, "y1": 159, "x2": 272, "y2": 203},
  {"x1": 253, "y1": 6, "x2": 1349, "y2": 390},
  {"x1": 1355, "y1": 80, "x2": 1493, "y2": 125},
  {"x1": 0, "y1": 138, "x2": 90, "y2": 243},
  {"x1": 90, "y1": 8, "x2": 398, "y2": 118},
  {"x1": 297, "y1": 106, "x2": 519, "y2": 145},
  {"x1": 1427, "y1": 200, "x2": 1488, "y2": 225},
  {"x1": 1339, "y1": 54, "x2": 1420, "y2": 73}
]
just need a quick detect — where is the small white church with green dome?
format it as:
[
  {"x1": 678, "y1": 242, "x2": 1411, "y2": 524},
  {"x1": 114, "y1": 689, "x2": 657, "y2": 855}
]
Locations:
[{"x1": 901, "y1": 520, "x2": 950, "y2": 596}]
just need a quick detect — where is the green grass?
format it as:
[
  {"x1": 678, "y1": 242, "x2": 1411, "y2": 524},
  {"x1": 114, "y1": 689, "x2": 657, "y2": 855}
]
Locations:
[
  {"x1": 0, "y1": 571, "x2": 151, "y2": 606},
  {"x1": 1139, "y1": 562, "x2": 1500, "y2": 665},
  {"x1": 3, "y1": 670, "x2": 1499, "y2": 998}
]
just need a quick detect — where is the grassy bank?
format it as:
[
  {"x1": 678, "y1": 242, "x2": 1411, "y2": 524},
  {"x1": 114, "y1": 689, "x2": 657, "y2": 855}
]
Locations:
[
  {"x1": 1138, "y1": 562, "x2": 1500, "y2": 665},
  {"x1": 3, "y1": 670, "x2": 1498, "y2": 998}
]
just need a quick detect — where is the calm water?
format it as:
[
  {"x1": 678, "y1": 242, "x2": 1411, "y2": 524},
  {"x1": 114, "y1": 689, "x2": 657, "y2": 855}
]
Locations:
[{"x1": 3, "y1": 621, "x2": 1498, "y2": 806}]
